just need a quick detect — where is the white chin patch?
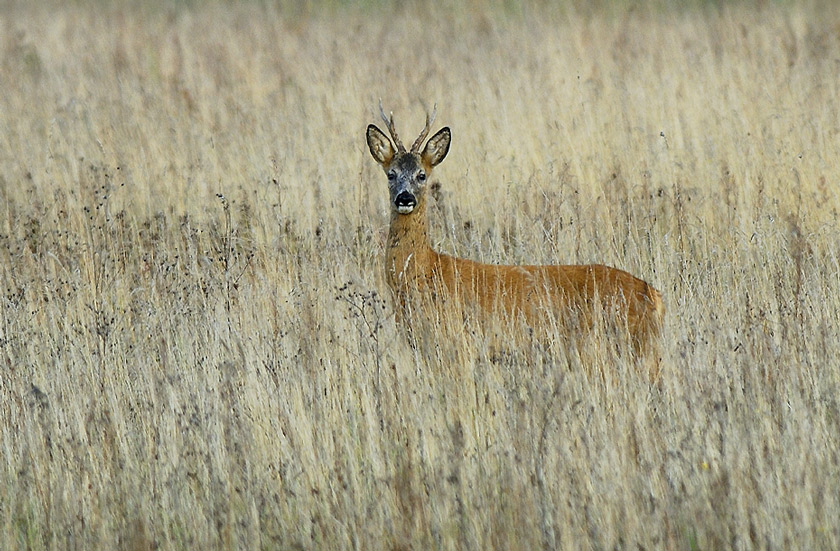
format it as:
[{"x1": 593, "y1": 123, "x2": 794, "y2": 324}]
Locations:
[{"x1": 397, "y1": 205, "x2": 415, "y2": 214}]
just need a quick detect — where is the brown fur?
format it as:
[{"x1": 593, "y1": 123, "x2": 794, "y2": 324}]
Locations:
[{"x1": 367, "y1": 109, "x2": 665, "y2": 372}]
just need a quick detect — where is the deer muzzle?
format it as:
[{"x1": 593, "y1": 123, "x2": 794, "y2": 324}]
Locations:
[{"x1": 394, "y1": 191, "x2": 417, "y2": 214}]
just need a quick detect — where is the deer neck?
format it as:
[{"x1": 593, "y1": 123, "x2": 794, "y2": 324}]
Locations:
[{"x1": 386, "y1": 199, "x2": 434, "y2": 286}]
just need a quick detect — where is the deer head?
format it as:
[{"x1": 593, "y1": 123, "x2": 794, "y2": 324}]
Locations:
[{"x1": 366, "y1": 102, "x2": 451, "y2": 215}]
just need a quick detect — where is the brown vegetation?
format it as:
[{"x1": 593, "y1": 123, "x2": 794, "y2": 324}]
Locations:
[{"x1": 1, "y1": 1, "x2": 839, "y2": 549}]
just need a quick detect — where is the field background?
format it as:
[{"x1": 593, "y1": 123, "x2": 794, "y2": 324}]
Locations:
[{"x1": 1, "y1": 0, "x2": 839, "y2": 549}]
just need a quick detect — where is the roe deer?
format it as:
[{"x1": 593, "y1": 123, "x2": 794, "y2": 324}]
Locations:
[{"x1": 366, "y1": 104, "x2": 665, "y2": 367}]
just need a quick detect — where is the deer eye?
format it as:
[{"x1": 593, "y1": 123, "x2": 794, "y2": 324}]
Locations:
[
  {"x1": 418, "y1": 171, "x2": 426, "y2": 182},
  {"x1": 387, "y1": 171, "x2": 396, "y2": 181}
]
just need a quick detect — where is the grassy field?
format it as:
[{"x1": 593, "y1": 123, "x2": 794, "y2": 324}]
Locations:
[{"x1": 1, "y1": 1, "x2": 839, "y2": 549}]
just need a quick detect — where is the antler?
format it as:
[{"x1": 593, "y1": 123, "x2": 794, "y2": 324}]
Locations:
[
  {"x1": 410, "y1": 103, "x2": 437, "y2": 153},
  {"x1": 379, "y1": 99, "x2": 406, "y2": 153}
]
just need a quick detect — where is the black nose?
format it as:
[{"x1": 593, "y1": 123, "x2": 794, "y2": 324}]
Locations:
[{"x1": 394, "y1": 191, "x2": 416, "y2": 209}]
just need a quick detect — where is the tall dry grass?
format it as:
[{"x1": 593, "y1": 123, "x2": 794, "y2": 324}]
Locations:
[{"x1": 1, "y1": 1, "x2": 839, "y2": 549}]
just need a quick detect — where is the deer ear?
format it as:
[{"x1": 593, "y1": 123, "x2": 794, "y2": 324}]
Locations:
[
  {"x1": 422, "y1": 127, "x2": 451, "y2": 167},
  {"x1": 367, "y1": 125, "x2": 394, "y2": 166}
]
